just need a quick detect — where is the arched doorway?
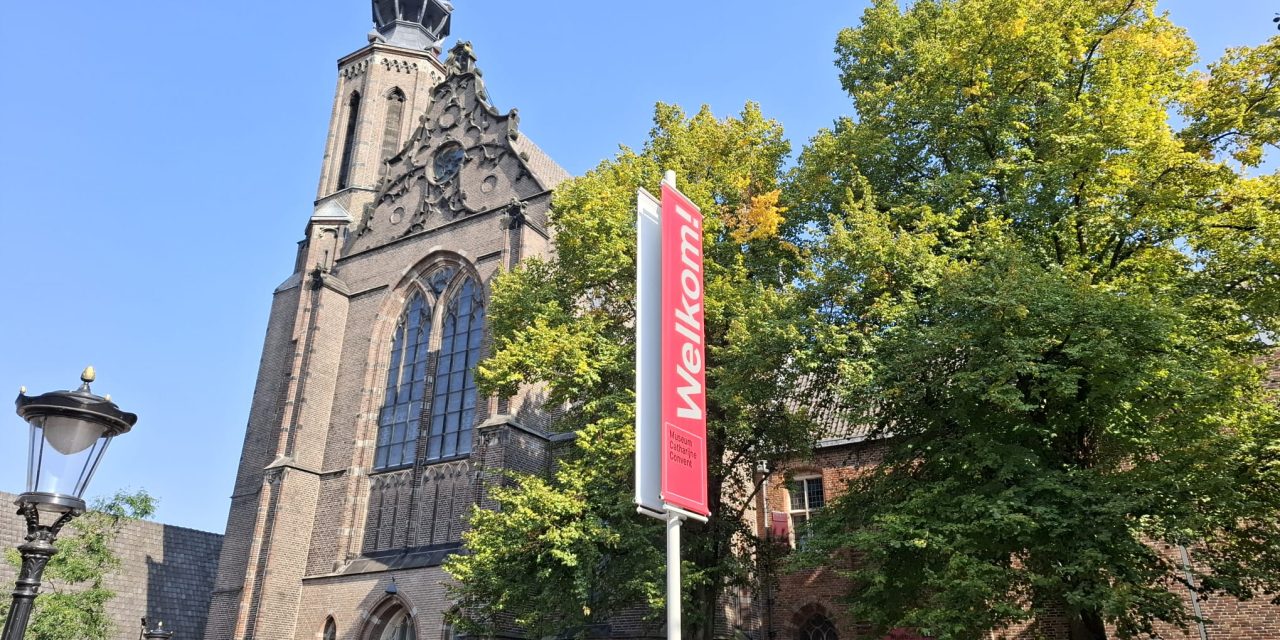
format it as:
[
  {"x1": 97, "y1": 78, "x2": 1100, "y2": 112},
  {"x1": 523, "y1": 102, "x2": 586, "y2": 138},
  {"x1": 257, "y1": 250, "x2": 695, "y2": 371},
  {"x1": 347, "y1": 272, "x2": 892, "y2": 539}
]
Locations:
[
  {"x1": 796, "y1": 613, "x2": 838, "y2": 640},
  {"x1": 792, "y1": 604, "x2": 839, "y2": 640},
  {"x1": 365, "y1": 599, "x2": 416, "y2": 640}
]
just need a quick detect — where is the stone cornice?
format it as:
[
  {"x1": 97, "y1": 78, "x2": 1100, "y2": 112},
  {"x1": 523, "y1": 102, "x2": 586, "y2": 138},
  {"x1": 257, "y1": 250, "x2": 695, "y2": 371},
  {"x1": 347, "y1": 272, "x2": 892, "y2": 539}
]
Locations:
[{"x1": 336, "y1": 42, "x2": 446, "y2": 75}]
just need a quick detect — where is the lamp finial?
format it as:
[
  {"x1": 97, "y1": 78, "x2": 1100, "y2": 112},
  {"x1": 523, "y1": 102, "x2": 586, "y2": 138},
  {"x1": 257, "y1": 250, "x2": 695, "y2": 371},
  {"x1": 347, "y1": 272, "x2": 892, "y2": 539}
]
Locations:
[{"x1": 81, "y1": 366, "x2": 96, "y2": 384}]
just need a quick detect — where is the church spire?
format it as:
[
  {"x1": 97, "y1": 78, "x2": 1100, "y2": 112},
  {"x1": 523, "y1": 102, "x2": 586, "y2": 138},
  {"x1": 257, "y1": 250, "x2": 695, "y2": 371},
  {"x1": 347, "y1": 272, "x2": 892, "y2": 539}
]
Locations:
[{"x1": 371, "y1": 0, "x2": 452, "y2": 50}]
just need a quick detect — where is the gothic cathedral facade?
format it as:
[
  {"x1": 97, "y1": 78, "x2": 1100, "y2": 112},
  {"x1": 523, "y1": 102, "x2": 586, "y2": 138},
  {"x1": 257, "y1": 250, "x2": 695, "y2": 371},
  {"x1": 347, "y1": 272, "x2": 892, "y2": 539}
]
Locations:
[{"x1": 205, "y1": 4, "x2": 570, "y2": 639}]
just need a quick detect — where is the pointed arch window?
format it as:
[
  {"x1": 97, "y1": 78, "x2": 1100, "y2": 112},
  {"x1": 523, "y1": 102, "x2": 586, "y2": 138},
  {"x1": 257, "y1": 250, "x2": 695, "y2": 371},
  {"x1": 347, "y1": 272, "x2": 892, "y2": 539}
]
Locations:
[
  {"x1": 365, "y1": 601, "x2": 416, "y2": 640},
  {"x1": 796, "y1": 613, "x2": 838, "y2": 640},
  {"x1": 427, "y1": 277, "x2": 484, "y2": 459},
  {"x1": 381, "y1": 88, "x2": 407, "y2": 175},
  {"x1": 323, "y1": 617, "x2": 337, "y2": 640},
  {"x1": 375, "y1": 291, "x2": 432, "y2": 469},
  {"x1": 337, "y1": 90, "x2": 362, "y2": 190},
  {"x1": 373, "y1": 266, "x2": 480, "y2": 471},
  {"x1": 380, "y1": 610, "x2": 414, "y2": 640}
]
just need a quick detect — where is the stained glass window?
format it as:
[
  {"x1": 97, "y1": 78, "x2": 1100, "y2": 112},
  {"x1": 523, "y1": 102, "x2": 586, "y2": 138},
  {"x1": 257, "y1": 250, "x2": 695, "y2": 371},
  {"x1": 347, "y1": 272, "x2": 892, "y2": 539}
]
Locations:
[{"x1": 373, "y1": 268, "x2": 482, "y2": 472}]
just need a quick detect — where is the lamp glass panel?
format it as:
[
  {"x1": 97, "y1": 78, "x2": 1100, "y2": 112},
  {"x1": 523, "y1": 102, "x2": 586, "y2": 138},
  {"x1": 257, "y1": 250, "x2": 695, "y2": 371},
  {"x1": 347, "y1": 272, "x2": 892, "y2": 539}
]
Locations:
[
  {"x1": 43, "y1": 415, "x2": 107, "y2": 455},
  {"x1": 27, "y1": 422, "x2": 41, "y2": 494},
  {"x1": 27, "y1": 415, "x2": 113, "y2": 499}
]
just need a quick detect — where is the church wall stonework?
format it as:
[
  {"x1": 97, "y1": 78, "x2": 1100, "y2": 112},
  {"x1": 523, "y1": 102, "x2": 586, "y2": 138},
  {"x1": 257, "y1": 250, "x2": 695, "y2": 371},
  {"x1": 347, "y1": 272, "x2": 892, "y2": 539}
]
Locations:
[
  {"x1": 207, "y1": 275, "x2": 305, "y2": 640},
  {"x1": 206, "y1": 9, "x2": 570, "y2": 634},
  {"x1": 319, "y1": 45, "x2": 443, "y2": 201},
  {"x1": 295, "y1": 567, "x2": 454, "y2": 640}
]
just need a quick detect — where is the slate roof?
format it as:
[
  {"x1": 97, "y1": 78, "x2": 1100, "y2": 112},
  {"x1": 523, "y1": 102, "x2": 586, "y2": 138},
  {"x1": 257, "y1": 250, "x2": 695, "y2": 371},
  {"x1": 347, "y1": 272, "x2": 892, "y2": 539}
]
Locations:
[
  {"x1": 786, "y1": 376, "x2": 874, "y2": 447},
  {"x1": 512, "y1": 133, "x2": 572, "y2": 191}
]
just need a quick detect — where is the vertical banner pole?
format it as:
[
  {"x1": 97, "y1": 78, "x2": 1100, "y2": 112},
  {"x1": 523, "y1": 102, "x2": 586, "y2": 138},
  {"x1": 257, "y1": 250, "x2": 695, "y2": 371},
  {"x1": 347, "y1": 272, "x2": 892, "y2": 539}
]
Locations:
[
  {"x1": 667, "y1": 512, "x2": 682, "y2": 640},
  {"x1": 637, "y1": 170, "x2": 708, "y2": 639}
]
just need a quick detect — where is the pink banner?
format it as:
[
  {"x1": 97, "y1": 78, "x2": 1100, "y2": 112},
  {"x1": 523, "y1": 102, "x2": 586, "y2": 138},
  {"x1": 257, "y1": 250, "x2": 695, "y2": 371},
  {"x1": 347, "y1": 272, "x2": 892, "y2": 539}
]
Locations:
[{"x1": 659, "y1": 182, "x2": 709, "y2": 516}]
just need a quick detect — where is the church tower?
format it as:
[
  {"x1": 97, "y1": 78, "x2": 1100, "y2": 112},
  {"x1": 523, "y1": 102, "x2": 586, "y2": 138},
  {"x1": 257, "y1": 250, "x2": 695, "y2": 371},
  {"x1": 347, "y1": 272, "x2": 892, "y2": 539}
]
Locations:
[{"x1": 205, "y1": 3, "x2": 569, "y2": 638}]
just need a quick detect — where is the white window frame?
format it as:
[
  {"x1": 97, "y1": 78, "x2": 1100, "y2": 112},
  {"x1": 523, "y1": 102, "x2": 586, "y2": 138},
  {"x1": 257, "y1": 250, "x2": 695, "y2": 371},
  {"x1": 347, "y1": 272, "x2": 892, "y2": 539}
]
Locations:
[{"x1": 787, "y1": 475, "x2": 824, "y2": 549}]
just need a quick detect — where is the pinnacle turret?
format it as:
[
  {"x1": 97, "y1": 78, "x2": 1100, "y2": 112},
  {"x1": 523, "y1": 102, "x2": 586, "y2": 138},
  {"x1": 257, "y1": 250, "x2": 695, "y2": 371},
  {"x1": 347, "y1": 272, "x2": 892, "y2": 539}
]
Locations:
[{"x1": 371, "y1": 0, "x2": 452, "y2": 50}]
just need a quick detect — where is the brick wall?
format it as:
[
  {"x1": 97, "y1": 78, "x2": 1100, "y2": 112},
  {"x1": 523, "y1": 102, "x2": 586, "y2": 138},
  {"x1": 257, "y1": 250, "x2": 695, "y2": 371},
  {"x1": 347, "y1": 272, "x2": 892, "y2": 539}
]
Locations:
[
  {"x1": 0, "y1": 491, "x2": 223, "y2": 640},
  {"x1": 760, "y1": 441, "x2": 888, "y2": 640}
]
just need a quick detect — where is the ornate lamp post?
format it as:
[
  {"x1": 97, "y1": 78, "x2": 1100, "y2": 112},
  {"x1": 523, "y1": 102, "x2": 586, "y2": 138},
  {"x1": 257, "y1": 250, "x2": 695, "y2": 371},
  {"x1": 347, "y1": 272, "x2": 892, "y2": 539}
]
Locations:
[{"x1": 1, "y1": 368, "x2": 136, "y2": 640}]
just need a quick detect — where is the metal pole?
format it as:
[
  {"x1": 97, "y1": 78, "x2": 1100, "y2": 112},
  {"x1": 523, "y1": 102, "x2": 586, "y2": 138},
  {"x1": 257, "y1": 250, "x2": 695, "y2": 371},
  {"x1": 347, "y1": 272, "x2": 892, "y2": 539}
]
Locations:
[
  {"x1": 1178, "y1": 544, "x2": 1210, "y2": 640},
  {"x1": 0, "y1": 541, "x2": 55, "y2": 640},
  {"x1": 1, "y1": 503, "x2": 77, "y2": 640},
  {"x1": 666, "y1": 512, "x2": 682, "y2": 640}
]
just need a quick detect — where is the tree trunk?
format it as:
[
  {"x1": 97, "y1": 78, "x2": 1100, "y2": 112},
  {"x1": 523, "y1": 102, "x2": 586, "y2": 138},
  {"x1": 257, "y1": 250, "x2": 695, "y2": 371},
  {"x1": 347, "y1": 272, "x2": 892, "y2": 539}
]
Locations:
[{"x1": 1068, "y1": 609, "x2": 1108, "y2": 640}]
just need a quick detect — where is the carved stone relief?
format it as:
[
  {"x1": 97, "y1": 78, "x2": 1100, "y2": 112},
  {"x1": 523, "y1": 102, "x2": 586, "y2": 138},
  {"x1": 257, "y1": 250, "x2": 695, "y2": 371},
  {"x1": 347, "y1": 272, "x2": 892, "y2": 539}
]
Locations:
[
  {"x1": 341, "y1": 59, "x2": 369, "y2": 80},
  {"x1": 364, "y1": 469, "x2": 413, "y2": 552},
  {"x1": 413, "y1": 460, "x2": 474, "y2": 547},
  {"x1": 380, "y1": 57, "x2": 420, "y2": 74},
  {"x1": 348, "y1": 42, "x2": 553, "y2": 253}
]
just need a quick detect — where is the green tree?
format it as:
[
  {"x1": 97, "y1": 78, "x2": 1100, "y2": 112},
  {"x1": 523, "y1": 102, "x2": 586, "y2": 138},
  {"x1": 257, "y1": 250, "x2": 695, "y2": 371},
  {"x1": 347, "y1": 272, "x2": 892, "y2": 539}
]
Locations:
[
  {"x1": 446, "y1": 103, "x2": 818, "y2": 639},
  {"x1": 0, "y1": 490, "x2": 158, "y2": 640},
  {"x1": 795, "y1": 1, "x2": 1280, "y2": 639}
]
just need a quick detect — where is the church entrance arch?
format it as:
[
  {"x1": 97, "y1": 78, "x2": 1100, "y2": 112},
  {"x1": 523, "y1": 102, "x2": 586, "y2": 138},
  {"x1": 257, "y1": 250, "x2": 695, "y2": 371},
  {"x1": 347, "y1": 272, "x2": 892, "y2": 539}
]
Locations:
[{"x1": 364, "y1": 598, "x2": 417, "y2": 640}]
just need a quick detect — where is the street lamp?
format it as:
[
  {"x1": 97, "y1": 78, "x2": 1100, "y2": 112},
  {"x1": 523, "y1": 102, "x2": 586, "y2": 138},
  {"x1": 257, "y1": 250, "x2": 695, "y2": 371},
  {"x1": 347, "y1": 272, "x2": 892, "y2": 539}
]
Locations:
[
  {"x1": 1, "y1": 367, "x2": 136, "y2": 640},
  {"x1": 141, "y1": 618, "x2": 174, "y2": 640}
]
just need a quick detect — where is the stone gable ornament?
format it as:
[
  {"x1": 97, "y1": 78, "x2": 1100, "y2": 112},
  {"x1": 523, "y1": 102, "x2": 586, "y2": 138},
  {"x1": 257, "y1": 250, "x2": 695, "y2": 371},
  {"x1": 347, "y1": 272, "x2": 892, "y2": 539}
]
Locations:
[{"x1": 350, "y1": 41, "x2": 552, "y2": 251}]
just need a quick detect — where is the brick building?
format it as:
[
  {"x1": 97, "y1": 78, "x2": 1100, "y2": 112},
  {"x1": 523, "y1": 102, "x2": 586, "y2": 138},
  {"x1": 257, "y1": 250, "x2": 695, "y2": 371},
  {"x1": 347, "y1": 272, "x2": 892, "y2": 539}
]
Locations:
[
  {"x1": 754, "y1": 351, "x2": 1280, "y2": 640},
  {"x1": 204, "y1": 3, "x2": 1280, "y2": 640},
  {"x1": 0, "y1": 491, "x2": 222, "y2": 640}
]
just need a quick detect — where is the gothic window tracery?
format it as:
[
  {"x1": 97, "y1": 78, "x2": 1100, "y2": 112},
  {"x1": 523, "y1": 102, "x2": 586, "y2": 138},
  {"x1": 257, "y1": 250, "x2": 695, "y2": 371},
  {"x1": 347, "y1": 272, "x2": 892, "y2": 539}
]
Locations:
[
  {"x1": 375, "y1": 291, "x2": 432, "y2": 469},
  {"x1": 427, "y1": 277, "x2": 484, "y2": 460},
  {"x1": 372, "y1": 265, "x2": 480, "y2": 472},
  {"x1": 796, "y1": 613, "x2": 838, "y2": 640},
  {"x1": 380, "y1": 610, "x2": 414, "y2": 640},
  {"x1": 365, "y1": 601, "x2": 416, "y2": 640}
]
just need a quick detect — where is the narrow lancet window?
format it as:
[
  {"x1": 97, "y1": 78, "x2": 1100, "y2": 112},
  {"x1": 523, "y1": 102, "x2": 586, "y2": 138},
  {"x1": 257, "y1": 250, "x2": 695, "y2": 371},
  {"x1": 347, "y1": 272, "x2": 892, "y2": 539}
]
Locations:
[
  {"x1": 427, "y1": 278, "x2": 484, "y2": 460},
  {"x1": 375, "y1": 291, "x2": 432, "y2": 469},
  {"x1": 336, "y1": 91, "x2": 361, "y2": 190},
  {"x1": 381, "y1": 88, "x2": 407, "y2": 174}
]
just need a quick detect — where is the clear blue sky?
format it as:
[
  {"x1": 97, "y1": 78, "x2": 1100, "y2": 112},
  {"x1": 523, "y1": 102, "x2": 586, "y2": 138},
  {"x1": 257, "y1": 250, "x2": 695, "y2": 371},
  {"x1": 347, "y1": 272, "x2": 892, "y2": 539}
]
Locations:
[{"x1": 0, "y1": 1, "x2": 1272, "y2": 534}]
